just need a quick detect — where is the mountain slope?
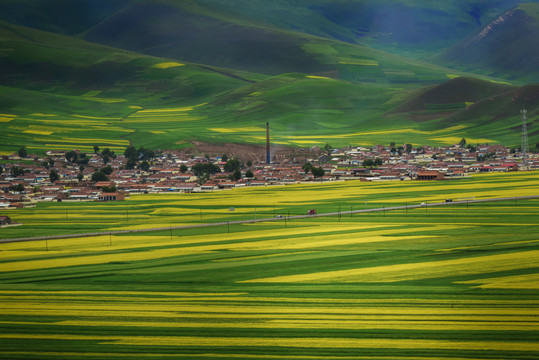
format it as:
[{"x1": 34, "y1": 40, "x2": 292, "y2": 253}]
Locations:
[
  {"x1": 0, "y1": 20, "x2": 537, "y2": 154},
  {"x1": 2, "y1": 0, "x2": 537, "y2": 82},
  {"x1": 0, "y1": 21, "x2": 257, "y2": 154},
  {"x1": 78, "y1": 0, "x2": 484, "y2": 85},
  {"x1": 437, "y1": 3, "x2": 539, "y2": 82},
  {"x1": 395, "y1": 77, "x2": 516, "y2": 114},
  {"x1": 392, "y1": 77, "x2": 538, "y2": 145}
]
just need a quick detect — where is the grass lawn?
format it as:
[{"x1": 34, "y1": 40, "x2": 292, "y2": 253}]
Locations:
[{"x1": 0, "y1": 172, "x2": 538, "y2": 359}]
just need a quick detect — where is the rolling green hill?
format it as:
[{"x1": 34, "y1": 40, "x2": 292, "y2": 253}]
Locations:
[{"x1": 0, "y1": 1, "x2": 538, "y2": 154}]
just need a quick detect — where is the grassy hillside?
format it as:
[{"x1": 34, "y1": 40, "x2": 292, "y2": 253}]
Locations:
[
  {"x1": 0, "y1": 19, "x2": 537, "y2": 154},
  {"x1": 79, "y1": 0, "x2": 484, "y2": 82},
  {"x1": 0, "y1": 21, "x2": 257, "y2": 154},
  {"x1": 2, "y1": 0, "x2": 531, "y2": 59},
  {"x1": 392, "y1": 77, "x2": 538, "y2": 145},
  {"x1": 437, "y1": 3, "x2": 539, "y2": 82},
  {"x1": 1, "y1": 173, "x2": 538, "y2": 359}
]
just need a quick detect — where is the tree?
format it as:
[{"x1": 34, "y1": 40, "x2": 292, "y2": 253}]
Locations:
[
  {"x1": 390, "y1": 141, "x2": 396, "y2": 147},
  {"x1": 49, "y1": 169, "x2": 59, "y2": 183},
  {"x1": 311, "y1": 166, "x2": 325, "y2": 178},
  {"x1": 193, "y1": 162, "x2": 220, "y2": 177},
  {"x1": 10, "y1": 183, "x2": 25, "y2": 192},
  {"x1": 65, "y1": 150, "x2": 78, "y2": 163},
  {"x1": 124, "y1": 146, "x2": 137, "y2": 160},
  {"x1": 139, "y1": 160, "x2": 150, "y2": 172},
  {"x1": 230, "y1": 169, "x2": 242, "y2": 181},
  {"x1": 101, "y1": 165, "x2": 113, "y2": 175},
  {"x1": 77, "y1": 172, "x2": 84, "y2": 181},
  {"x1": 179, "y1": 164, "x2": 188, "y2": 173},
  {"x1": 246, "y1": 160, "x2": 252, "y2": 168},
  {"x1": 303, "y1": 162, "x2": 313, "y2": 173},
  {"x1": 221, "y1": 154, "x2": 228, "y2": 163},
  {"x1": 459, "y1": 138, "x2": 467, "y2": 147},
  {"x1": 93, "y1": 145, "x2": 100, "y2": 154},
  {"x1": 103, "y1": 154, "x2": 110, "y2": 165},
  {"x1": 102, "y1": 185, "x2": 117, "y2": 193},
  {"x1": 362, "y1": 159, "x2": 374, "y2": 168},
  {"x1": 324, "y1": 143, "x2": 333, "y2": 157},
  {"x1": 224, "y1": 158, "x2": 240, "y2": 172},
  {"x1": 397, "y1": 146, "x2": 403, "y2": 156},
  {"x1": 374, "y1": 158, "x2": 383, "y2": 166},
  {"x1": 126, "y1": 158, "x2": 136, "y2": 170},
  {"x1": 405, "y1": 144, "x2": 413, "y2": 153},
  {"x1": 390, "y1": 147, "x2": 397, "y2": 155},
  {"x1": 137, "y1": 147, "x2": 154, "y2": 160},
  {"x1": 536, "y1": 143, "x2": 539, "y2": 153},
  {"x1": 91, "y1": 171, "x2": 109, "y2": 182},
  {"x1": 101, "y1": 148, "x2": 115, "y2": 159},
  {"x1": 245, "y1": 169, "x2": 254, "y2": 178},
  {"x1": 17, "y1": 147, "x2": 27, "y2": 158},
  {"x1": 10, "y1": 166, "x2": 25, "y2": 177},
  {"x1": 48, "y1": 158, "x2": 54, "y2": 168}
]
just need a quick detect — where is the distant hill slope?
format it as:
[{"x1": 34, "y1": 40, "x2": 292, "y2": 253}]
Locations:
[
  {"x1": 2, "y1": 0, "x2": 538, "y2": 82},
  {"x1": 0, "y1": 19, "x2": 537, "y2": 154},
  {"x1": 1, "y1": 0, "x2": 530, "y2": 55},
  {"x1": 437, "y1": 3, "x2": 539, "y2": 82},
  {"x1": 395, "y1": 77, "x2": 516, "y2": 114},
  {"x1": 393, "y1": 77, "x2": 538, "y2": 145},
  {"x1": 0, "y1": 21, "x2": 252, "y2": 100}
]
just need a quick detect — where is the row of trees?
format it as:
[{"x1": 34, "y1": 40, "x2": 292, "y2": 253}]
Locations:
[{"x1": 303, "y1": 163, "x2": 325, "y2": 177}]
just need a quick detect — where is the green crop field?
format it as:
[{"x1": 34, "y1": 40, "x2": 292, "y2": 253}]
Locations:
[{"x1": 1, "y1": 172, "x2": 538, "y2": 359}]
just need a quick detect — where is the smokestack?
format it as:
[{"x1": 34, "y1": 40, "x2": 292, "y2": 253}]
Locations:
[{"x1": 266, "y1": 122, "x2": 270, "y2": 164}]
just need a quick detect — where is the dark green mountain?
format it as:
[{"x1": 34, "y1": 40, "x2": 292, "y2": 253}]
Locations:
[
  {"x1": 437, "y1": 3, "x2": 539, "y2": 82},
  {"x1": 2, "y1": 0, "x2": 538, "y2": 78}
]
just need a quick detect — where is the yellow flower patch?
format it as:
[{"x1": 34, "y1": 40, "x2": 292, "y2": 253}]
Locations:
[
  {"x1": 23, "y1": 129, "x2": 54, "y2": 135},
  {"x1": 243, "y1": 250, "x2": 539, "y2": 283},
  {"x1": 151, "y1": 62, "x2": 185, "y2": 69},
  {"x1": 457, "y1": 273, "x2": 539, "y2": 289}
]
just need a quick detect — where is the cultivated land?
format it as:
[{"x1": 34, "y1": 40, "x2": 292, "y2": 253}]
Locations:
[{"x1": 1, "y1": 172, "x2": 538, "y2": 359}]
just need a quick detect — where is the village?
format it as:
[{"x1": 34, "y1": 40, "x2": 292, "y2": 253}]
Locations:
[{"x1": 0, "y1": 141, "x2": 538, "y2": 212}]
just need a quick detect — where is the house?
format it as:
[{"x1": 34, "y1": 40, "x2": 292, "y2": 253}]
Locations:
[
  {"x1": 0, "y1": 216, "x2": 11, "y2": 225},
  {"x1": 416, "y1": 171, "x2": 444, "y2": 180},
  {"x1": 94, "y1": 181, "x2": 115, "y2": 189},
  {"x1": 98, "y1": 192, "x2": 125, "y2": 201}
]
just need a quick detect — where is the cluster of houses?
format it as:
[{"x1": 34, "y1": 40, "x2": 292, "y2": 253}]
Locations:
[{"x1": 0, "y1": 143, "x2": 537, "y2": 208}]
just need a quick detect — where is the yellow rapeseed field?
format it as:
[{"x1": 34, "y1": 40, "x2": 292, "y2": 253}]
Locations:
[{"x1": 243, "y1": 250, "x2": 539, "y2": 283}]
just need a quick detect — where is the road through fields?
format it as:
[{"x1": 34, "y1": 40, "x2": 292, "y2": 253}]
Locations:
[{"x1": 2, "y1": 195, "x2": 538, "y2": 244}]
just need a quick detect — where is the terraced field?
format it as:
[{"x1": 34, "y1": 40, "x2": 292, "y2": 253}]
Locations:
[{"x1": 0, "y1": 172, "x2": 538, "y2": 359}]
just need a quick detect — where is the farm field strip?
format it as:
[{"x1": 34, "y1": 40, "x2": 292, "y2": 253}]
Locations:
[
  {"x1": 0, "y1": 172, "x2": 538, "y2": 359},
  {"x1": 2, "y1": 173, "x2": 538, "y2": 241}
]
